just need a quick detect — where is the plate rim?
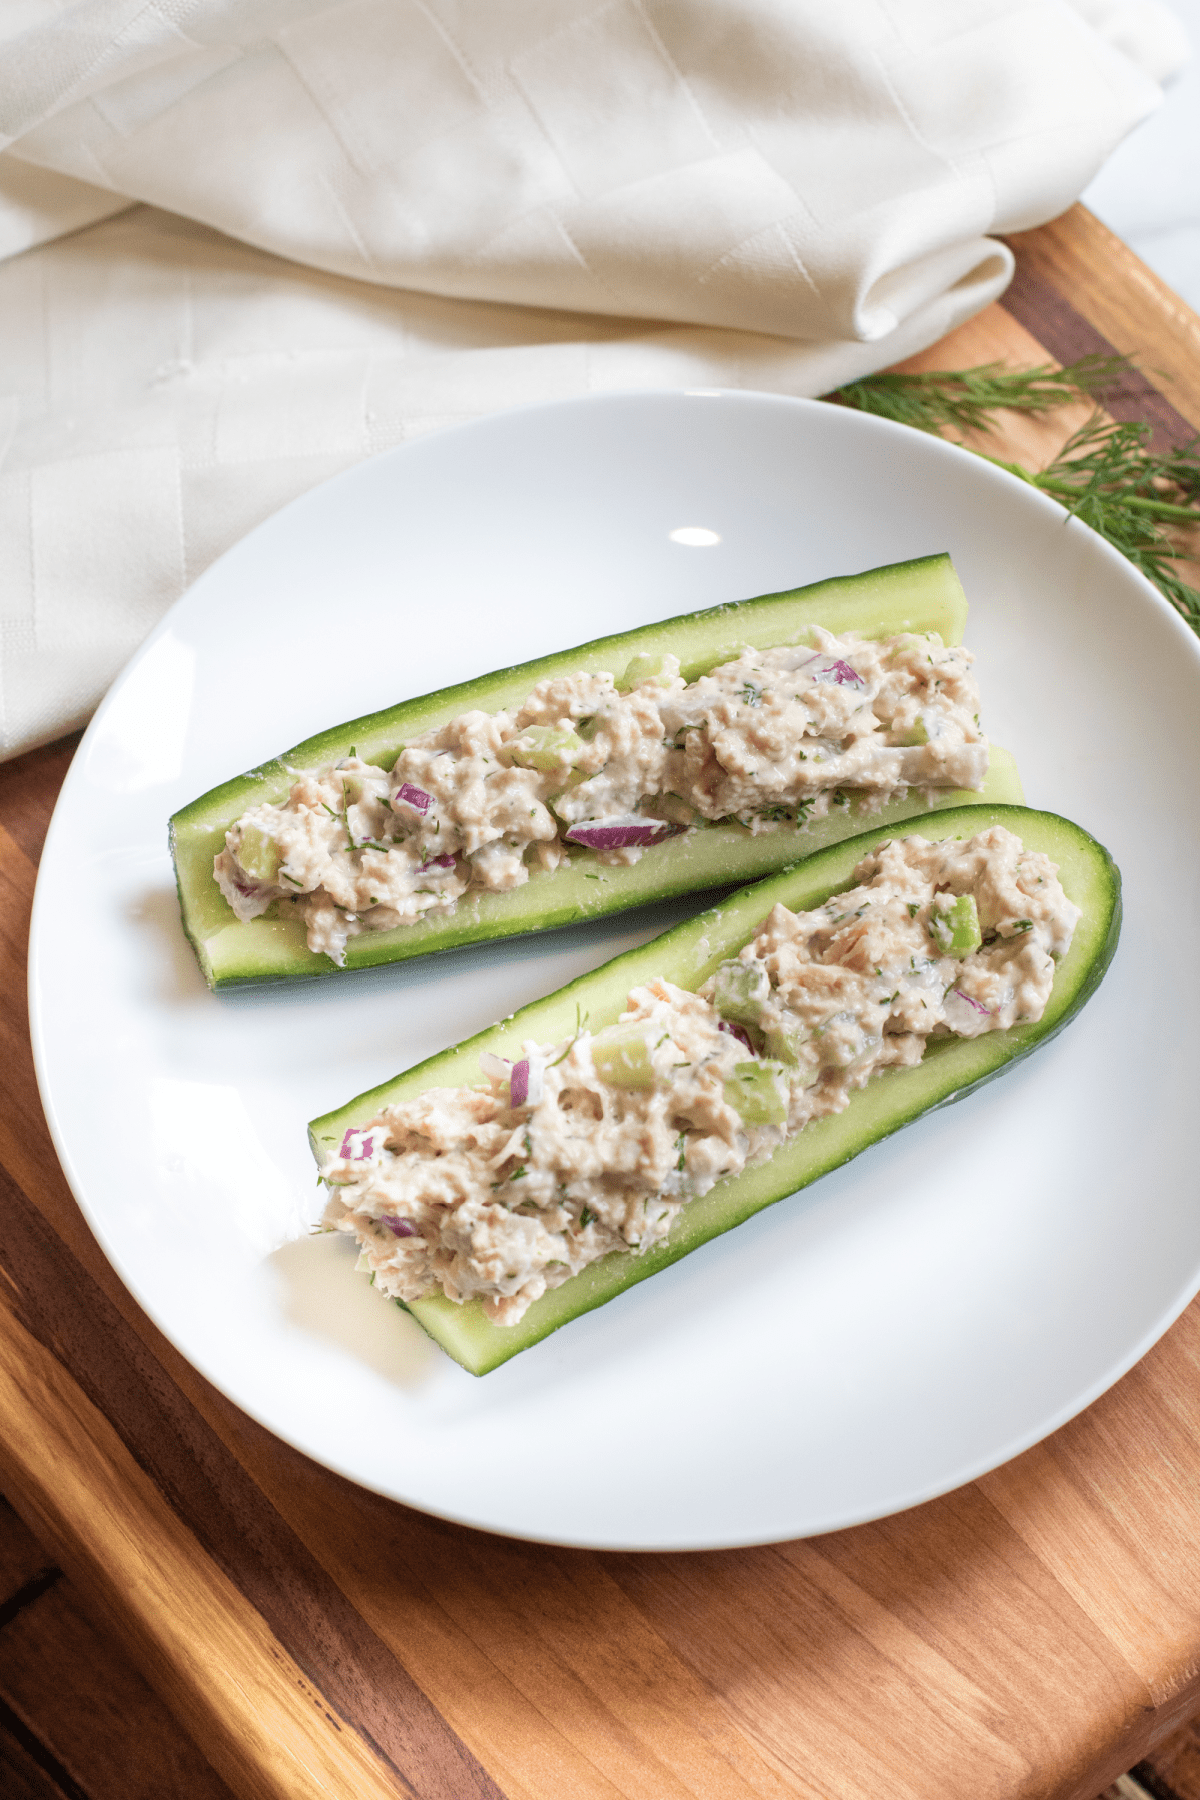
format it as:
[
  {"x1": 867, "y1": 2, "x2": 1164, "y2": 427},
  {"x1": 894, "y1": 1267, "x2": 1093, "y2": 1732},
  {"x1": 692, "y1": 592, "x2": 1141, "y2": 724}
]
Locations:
[{"x1": 28, "y1": 385, "x2": 1200, "y2": 1549}]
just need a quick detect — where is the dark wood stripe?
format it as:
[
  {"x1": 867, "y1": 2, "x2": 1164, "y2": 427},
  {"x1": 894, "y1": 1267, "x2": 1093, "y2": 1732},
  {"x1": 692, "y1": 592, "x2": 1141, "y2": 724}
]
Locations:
[
  {"x1": 1000, "y1": 256, "x2": 1197, "y2": 452},
  {"x1": 0, "y1": 1170, "x2": 506, "y2": 1800},
  {"x1": 1132, "y1": 1764, "x2": 1188, "y2": 1800},
  {"x1": 0, "y1": 1567, "x2": 62, "y2": 1633},
  {"x1": 0, "y1": 1700, "x2": 91, "y2": 1800}
]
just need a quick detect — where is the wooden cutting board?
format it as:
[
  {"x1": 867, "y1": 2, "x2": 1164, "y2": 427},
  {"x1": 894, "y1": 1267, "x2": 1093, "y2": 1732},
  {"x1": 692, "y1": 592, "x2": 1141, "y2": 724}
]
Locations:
[{"x1": 3, "y1": 205, "x2": 1200, "y2": 1800}]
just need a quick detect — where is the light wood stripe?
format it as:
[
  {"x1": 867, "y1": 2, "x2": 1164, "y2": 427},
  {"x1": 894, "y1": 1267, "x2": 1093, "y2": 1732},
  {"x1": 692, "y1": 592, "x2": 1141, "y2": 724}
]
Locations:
[
  {"x1": 0, "y1": 1166, "x2": 505, "y2": 1800},
  {"x1": 0, "y1": 1286, "x2": 414, "y2": 1800}
]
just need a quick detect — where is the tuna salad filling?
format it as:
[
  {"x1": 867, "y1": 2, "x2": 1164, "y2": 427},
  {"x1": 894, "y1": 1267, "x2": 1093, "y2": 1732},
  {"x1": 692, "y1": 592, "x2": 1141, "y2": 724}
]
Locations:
[
  {"x1": 319, "y1": 824, "x2": 1075, "y2": 1327},
  {"x1": 216, "y1": 629, "x2": 987, "y2": 963}
]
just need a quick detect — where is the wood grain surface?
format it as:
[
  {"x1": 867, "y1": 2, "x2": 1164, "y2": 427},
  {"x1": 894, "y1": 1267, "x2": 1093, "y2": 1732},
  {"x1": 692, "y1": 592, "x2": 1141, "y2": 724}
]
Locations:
[{"x1": 2, "y1": 205, "x2": 1200, "y2": 1800}]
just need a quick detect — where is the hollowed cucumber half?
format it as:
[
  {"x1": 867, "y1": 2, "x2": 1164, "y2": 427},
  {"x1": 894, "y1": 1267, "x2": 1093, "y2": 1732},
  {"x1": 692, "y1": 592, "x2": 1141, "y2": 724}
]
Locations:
[
  {"x1": 171, "y1": 553, "x2": 1020, "y2": 987},
  {"x1": 308, "y1": 804, "x2": 1121, "y2": 1375}
]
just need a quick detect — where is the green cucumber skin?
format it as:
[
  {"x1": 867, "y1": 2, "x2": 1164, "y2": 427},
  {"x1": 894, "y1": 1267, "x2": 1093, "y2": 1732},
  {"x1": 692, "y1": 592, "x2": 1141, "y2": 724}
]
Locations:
[
  {"x1": 309, "y1": 804, "x2": 1121, "y2": 1377},
  {"x1": 170, "y1": 553, "x2": 1004, "y2": 988},
  {"x1": 180, "y1": 753, "x2": 1022, "y2": 987}
]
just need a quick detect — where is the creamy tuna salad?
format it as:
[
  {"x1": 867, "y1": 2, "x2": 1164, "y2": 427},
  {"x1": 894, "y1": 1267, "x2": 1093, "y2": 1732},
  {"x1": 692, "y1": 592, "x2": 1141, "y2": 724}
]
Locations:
[
  {"x1": 216, "y1": 629, "x2": 987, "y2": 963},
  {"x1": 319, "y1": 824, "x2": 1075, "y2": 1327}
]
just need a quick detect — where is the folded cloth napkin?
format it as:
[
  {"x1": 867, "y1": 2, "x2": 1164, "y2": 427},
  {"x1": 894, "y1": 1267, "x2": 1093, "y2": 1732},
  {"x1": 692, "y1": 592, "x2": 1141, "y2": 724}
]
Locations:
[{"x1": 0, "y1": 0, "x2": 1186, "y2": 758}]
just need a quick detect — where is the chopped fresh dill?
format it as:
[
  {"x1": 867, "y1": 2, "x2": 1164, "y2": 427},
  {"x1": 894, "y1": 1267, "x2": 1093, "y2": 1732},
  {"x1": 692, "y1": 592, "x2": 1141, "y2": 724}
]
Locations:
[{"x1": 580, "y1": 1205, "x2": 596, "y2": 1227}]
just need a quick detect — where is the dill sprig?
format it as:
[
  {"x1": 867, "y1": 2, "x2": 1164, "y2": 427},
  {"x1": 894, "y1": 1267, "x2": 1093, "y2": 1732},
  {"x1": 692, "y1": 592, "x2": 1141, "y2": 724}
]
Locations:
[
  {"x1": 832, "y1": 356, "x2": 1200, "y2": 633},
  {"x1": 988, "y1": 415, "x2": 1200, "y2": 631},
  {"x1": 832, "y1": 354, "x2": 1131, "y2": 437}
]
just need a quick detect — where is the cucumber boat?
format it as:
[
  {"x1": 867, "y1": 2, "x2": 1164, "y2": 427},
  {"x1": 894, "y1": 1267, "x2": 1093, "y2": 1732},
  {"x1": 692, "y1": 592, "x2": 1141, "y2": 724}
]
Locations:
[
  {"x1": 309, "y1": 803, "x2": 1121, "y2": 1375},
  {"x1": 171, "y1": 554, "x2": 1022, "y2": 987}
]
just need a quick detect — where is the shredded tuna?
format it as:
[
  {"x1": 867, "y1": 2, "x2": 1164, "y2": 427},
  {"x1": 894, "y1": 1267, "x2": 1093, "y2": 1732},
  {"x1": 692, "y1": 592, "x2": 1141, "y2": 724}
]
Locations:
[
  {"x1": 320, "y1": 825, "x2": 1075, "y2": 1326},
  {"x1": 216, "y1": 629, "x2": 987, "y2": 963}
]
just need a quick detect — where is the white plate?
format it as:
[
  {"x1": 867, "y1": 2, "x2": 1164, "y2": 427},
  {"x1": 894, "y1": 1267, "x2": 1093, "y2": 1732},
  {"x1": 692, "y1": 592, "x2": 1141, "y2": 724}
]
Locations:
[{"x1": 30, "y1": 391, "x2": 1200, "y2": 1550}]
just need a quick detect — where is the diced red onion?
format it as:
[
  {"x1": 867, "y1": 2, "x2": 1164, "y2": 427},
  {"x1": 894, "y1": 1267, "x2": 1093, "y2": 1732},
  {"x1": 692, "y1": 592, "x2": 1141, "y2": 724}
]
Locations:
[
  {"x1": 718, "y1": 1020, "x2": 756, "y2": 1054},
  {"x1": 394, "y1": 782, "x2": 432, "y2": 814},
  {"x1": 807, "y1": 656, "x2": 867, "y2": 690},
  {"x1": 418, "y1": 853, "x2": 456, "y2": 873},
  {"x1": 507, "y1": 1057, "x2": 545, "y2": 1108},
  {"x1": 950, "y1": 989, "x2": 992, "y2": 1016},
  {"x1": 564, "y1": 816, "x2": 683, "y2": 851},
  {"x1": 381, "y1": 1214, "x2": 418, "y2": 1239},
  {"x1": 339, "y1": 1128, "x2": 381, "y2": 1161},
  {"x1": 509, "y1": 1058, "x2": 530, "y2": 1108}
]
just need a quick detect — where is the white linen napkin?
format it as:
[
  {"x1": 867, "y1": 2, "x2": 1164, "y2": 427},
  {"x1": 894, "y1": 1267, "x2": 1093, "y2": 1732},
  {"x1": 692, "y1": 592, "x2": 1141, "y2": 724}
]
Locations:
[{"x1": 0, "y1": 0, "x2": 1185, "y2": 758}]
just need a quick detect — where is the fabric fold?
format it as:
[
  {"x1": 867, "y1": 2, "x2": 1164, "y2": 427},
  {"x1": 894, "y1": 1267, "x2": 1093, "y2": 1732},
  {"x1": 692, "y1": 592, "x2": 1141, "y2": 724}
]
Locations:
[{"x1": 0, "y1": 0, "x2": 1186, "y2": 756}]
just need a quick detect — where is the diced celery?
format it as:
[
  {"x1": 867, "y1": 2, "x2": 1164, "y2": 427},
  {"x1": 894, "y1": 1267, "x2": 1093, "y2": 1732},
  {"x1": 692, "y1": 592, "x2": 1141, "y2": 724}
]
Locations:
[
  {"x1": 929, "y1": 893, "x2": 982, "y2": 957},
  {"x1": 724, "y1": 1061, "x2": 788, "y2": 1126},
  {"x1": 653, "y1": 793, "x2": 701, "y2": 827},
  {"x1": 763, "y1": 1018, "x2": 817, "y2": 1083},
  {"x1": 711, "y1": 958, "x2": 770, "y2": 1026},
  {"x1": 619, "y1": 652, "x2": 671, "y2": 690},
  {"x1": 235, "y1": 822, "x2": 280, "y2": 883},
  {"x1": 592, "y1": 1028, "x2": 655, "y2": 1090},
  {"x1": 888, "y1": 631, "x2": 943, "y2": 659},
  {"x1": 896, "y1": 717, "x2": 929, "y2": 748},
  {"x1": 510, "y1": 725, "x2": 585, "y2": 771},
  {"x1": 812, "y1": 1012, "x2": 877, "y2": 1069}
]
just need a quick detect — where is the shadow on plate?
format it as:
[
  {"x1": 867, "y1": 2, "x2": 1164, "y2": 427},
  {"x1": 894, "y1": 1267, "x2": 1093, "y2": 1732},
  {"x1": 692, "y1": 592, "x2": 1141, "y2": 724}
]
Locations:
[
  {"x1": 128, "y1": 883, "x2": 214, "y2": 1004},
  {"x1": 269, "y1": 1231, "x2": 443, "y2": 1392}
]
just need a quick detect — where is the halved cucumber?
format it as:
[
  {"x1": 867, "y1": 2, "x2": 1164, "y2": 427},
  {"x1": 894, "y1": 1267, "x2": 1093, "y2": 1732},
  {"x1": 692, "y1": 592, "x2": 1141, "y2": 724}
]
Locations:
[
  {"x1": 170, "y1": 554, "x2": 1020, "y2": 987},
  {"x1": 309, "y1": 804, "x2": 1121, "y2": 1375}
]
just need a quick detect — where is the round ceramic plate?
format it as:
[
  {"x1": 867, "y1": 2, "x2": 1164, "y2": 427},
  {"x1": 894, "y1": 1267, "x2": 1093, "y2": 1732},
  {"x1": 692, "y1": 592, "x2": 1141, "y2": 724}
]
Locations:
[{"x1": 29, "y1": 391, "x2": 1200, "y2": 1550}]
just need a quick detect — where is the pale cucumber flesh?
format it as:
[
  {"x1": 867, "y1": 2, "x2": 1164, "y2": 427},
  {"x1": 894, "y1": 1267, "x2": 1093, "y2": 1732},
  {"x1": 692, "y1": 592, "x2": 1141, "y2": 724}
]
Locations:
[
  {"x1": 308, "y1": 804, "x2": 1121, "y2": 1376},
  {"x1": 170, "y1": 553, "x2": 1011, "y2": 987}
]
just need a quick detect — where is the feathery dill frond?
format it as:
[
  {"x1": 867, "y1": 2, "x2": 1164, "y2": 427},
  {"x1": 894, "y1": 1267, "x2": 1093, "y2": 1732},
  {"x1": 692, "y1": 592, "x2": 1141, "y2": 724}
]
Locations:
[
  {"x1": 831, "y1": 358, "x2": 1200, "y2": 633},
  {"x1": 997, "y1": 414, "x2": 1200, "y2": 630},
  {"x1": 831, "y1": 355, "x2": 1132, "y2": 437}
]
